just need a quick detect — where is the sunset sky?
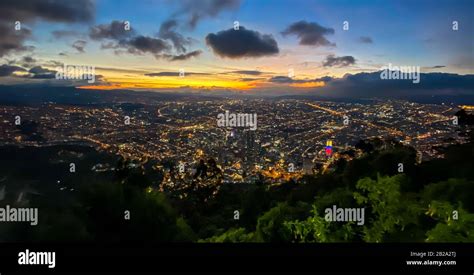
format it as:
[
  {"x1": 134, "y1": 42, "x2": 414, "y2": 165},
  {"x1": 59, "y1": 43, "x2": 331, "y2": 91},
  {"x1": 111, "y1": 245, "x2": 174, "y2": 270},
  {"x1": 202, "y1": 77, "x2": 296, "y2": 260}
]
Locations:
[{"x1": 0, "y1": 0, "x2": 473, "y2": 95}]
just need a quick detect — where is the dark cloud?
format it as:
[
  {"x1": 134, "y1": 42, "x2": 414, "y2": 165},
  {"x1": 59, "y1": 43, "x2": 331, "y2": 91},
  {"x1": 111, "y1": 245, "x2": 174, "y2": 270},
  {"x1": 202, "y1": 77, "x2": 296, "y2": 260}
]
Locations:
[
  {"x1": 281, "y1": 21, "x2": 335, "y2": 47},
  {"x1": 358, "y1": 36, "x2": 373, "y2": 44},
  {"x1": 240, "y1": 77, "x2": 262, "y2": 82},
  {"x1": 90, "y1": 21, "x2": 171, "y2": 57},
  {"x1": 206, "y1": 26, "x2": 279, "y2": 58},
  {"x1": 315, "y1": 76, "x2": 333, "y2": 82},
  {"x1": 0, "y1": 62, "x2": 106, "y2": 84},
  {"x1": 90, "y1": 20, "x2": 200, "y2": 60},
  {"x1": 161, "y1": 50, "x2": 202, "y2": 61},
  {"x1": 28, "y1": 66, "x2": 56, "y2": 79},
  {"x1": 145, "y1": 71, "x2": 211, "y2": 77},
  {"x1": 158, "y1": 19, "x2": 192, "y2": 53},
  {"x1": 230, "y1": 70, "x2": 263, "y2": 75},
  {"x1": 0, "y1": 64, "x2": 26, "y2": 76},
  {"x1": 269, "y1": 76, "x2": 295, "y2": 83},
  {"x1": 89, "y1": 20, "x2": 134, "y2": 41},
  {"x1": 72, "y1": 40, "x2": 87, "y2": 53},
  {"x1": 59, "y1": 52, "x2": 68, "y2": 56},
  {"x1": 22, "y1": 56, "x2": 36, "y2": 63},
  {"x1": 0, "y1": 0, "x2": 94, "y2": 57},
  {"x1": 124, "y1": 36, "x2": 170, "y2": 55},
  {"x1": 52, "y1": 30, "x2": 81, "y2": 39},
  {"x1": 175, "y1": 0, "x2": 241, "y2": 29},
  {"x1": 20, "y1": 55, "x2": 37, "y2": 68},
  {"x1": 0, "y1": 25, "x2": 33, "y2": 57},
  {"x1": 312, "y1": 71, "x2": 474, "y2": 98},
  {"x1": 431, "y1": 65, "x2": 446, "y2": 69},
  {"x1": 0, "y1": 0, "x2": 94, "y2": 23},
  {"x1": 323, "y1": 55, "x2": 356, "y2": 67},
  {"x1": 269, "y1": 76, "x2": 327, "y2": 84}
]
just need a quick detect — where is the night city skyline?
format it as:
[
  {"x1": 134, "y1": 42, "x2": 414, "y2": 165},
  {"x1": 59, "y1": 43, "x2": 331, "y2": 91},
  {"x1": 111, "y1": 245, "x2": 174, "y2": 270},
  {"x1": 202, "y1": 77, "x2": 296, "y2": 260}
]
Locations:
[{"x1": 0, "y1": 1, "x2": 473, "y2": 273}]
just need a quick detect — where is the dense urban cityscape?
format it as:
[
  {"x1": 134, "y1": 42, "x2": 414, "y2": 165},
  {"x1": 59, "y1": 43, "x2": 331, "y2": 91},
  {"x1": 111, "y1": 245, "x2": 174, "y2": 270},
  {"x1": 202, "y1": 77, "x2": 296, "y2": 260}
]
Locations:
[{"x1": 1, "y1": 97, "x2": 470, "y2": 197}]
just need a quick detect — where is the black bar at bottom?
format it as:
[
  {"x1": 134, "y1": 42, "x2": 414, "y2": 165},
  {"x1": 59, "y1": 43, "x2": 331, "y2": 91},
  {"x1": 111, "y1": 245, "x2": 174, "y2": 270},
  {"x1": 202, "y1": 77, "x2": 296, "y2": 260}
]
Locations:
[{"x1": 0, "y1": 243, "x2": 472, "y2": 274}]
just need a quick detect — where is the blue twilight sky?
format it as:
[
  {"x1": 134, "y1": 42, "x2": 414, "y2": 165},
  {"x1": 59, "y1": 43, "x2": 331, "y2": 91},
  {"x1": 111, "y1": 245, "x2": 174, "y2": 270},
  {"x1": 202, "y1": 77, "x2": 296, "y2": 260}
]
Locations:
[{"x1": 0, "y1": 0, "x2": 473, "y2": 93}]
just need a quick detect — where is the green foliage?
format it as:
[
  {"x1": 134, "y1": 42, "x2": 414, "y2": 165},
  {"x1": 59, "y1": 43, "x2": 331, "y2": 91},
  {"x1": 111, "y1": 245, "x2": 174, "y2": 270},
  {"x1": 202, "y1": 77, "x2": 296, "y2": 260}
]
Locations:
[
  {"x1": 425, "y1": 201, "x2": 474, "y2": 242},
  {"x1": 0, "y1": 181, "x2": 196, "y2": 242},
  {"x1": 422, "y1": 178, "x2": 474, "y2": 212},
  {"x1": 176, "y1": 217, "x2": 197, "y2": 241},
  {"x1": 2, "y1": 137, "x2": 474, "y2": 243},
  {"x1": 283, "y1": 188, "x2": 359, "y2": 243},
  {"x1": 284, "y1": 205, "x2": 355, "y2": 242},
  {"x1": 29, "y1": 208, "x2": 91, "y2": 241},
  {"x1": 254, "y1": 202, "x2": 310, "y2": 242},
  {"x1": 354, "y1": 174, "x2": 421, "y2": 242},
  {"x1": 285, "y1": 175, "x2": 424, "y2": 243},
  {"x1": 240, "y1": 185, "x2": 273, "y2": 229},
  {"x1": 285, "y1": 206, "x2": 331, "y2": 242},
  {"x1": 203, "y1": 227, "x2": 255, "y2": 243},
  {"x1": 312, "y1": 187, "x2": 355, "y2": 210}
]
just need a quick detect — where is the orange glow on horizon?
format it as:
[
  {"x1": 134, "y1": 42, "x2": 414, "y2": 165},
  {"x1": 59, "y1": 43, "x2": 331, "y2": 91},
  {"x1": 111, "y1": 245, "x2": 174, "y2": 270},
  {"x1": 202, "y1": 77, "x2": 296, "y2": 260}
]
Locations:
[
  {"x1": 290, "y1": 81, "x2": 325, "y2": 88},
  {"x1": 78, "y1": 76, "x2": 259, "y2": 90}
]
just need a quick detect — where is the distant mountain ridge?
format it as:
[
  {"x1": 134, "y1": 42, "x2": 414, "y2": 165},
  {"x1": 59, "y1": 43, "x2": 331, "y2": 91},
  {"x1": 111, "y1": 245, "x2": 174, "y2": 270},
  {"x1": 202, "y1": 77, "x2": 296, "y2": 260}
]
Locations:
[{"x1": 0, "y1": 85, "x2": 220, "y2": 106}]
